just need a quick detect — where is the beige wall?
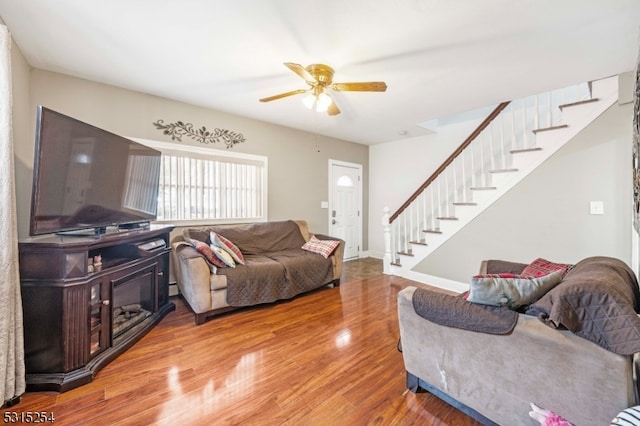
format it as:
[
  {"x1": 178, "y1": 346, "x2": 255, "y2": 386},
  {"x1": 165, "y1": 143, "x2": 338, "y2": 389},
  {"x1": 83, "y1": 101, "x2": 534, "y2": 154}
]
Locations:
[
  {"x1": 9, "y1": 28, "x2": 31, "y2": 238},
  {"x1": 11, "y1": 68, "x2": 369, "y2": 242}
]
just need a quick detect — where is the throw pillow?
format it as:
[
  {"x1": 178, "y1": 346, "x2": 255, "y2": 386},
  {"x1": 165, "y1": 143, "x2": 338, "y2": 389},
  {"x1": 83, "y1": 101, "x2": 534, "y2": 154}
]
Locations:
[
  {"x1": 610, "y1": 405, "x2": 640, "y2": 426},
  {"x1": 210, "y1": 231, "x2": 245, "y2": 265},
  {"x1": 466, "y1": 270, "x2": 565, "y2": 309},
  {"x1": 301, "y1": 236, "x2": 340, "y2": 259},
  {"x1": 461, "y1": 273, "x2": 520, "y2": 300},
  {"x1": 187, "y1": 238, "x2": 227, "y2": 268},
  {"x1": 211, "y1": 246, "x2": 236, "y2": 268},
  {"x1": 521, "y1": 258, "x2": 573, "y2": 278}
]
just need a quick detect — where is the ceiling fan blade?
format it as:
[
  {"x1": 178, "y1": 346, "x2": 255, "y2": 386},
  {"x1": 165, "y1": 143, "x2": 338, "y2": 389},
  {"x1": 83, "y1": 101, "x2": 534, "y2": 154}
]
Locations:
[
  {"x1": 331, "y1": 81, "x2": 387, "y2": 92},
  {"x1": 284, "y1": 62, "x2": 316, "y2": 84},
  {"x1": 259, "y1": 89, "x2": 307, "y2": 102},
  {"x1": 327, "y1": 101, "x2": 340, "y2": 116}
]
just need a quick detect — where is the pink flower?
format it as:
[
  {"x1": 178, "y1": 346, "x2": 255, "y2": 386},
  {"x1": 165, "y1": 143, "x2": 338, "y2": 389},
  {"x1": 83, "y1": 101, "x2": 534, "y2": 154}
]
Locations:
[{"x1": 529, "y1": 403, "x2": 573, "y2": 426}]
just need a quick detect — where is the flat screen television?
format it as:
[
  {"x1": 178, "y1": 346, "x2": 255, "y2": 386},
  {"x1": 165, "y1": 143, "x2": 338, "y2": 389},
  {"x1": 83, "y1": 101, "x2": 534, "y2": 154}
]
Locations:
[{"x1": 29, "y1": 106, "x2": 162, "y2": 236}]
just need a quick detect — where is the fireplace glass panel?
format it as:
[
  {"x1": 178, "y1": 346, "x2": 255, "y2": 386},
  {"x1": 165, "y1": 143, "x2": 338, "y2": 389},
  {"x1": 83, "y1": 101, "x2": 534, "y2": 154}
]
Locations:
[{"x1": 112, "y1": 269, "x2": 154, "y2": 339}]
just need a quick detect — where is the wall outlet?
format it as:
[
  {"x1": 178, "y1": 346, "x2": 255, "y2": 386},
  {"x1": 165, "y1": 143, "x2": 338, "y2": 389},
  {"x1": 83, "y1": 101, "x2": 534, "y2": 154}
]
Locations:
[{"x1": 320, "y1": 201, "x2": 329, "y2": 209}]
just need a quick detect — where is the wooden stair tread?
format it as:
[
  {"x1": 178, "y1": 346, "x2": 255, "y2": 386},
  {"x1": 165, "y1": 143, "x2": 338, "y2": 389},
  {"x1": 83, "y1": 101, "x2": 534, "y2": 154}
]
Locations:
[
  {"x1": 470, "y1": 186, "x2": 497, "y2": 190},
  {"x1": 559, "y1": 98, "x2": 599, "y2": 111},
  {"x1": 532, "y1": 124, "x2": 569, "y2": 134},
  {"x1": 390, "y1": 261, "x2": 402, "y2": 266},
  {"x1": 436, "y1": 216, "x2": 458, "y2": 221},
  {"x1": 423, "y1": 229, "x2": 442, "y2": 234},
  {"x1": 409, "y1": 240, "x2": 428, "y2": 246},
  {"x1": 452, "y1": 202, "x2": 477, "y2": 206},
  {"x1": 397, "y1": 251, "x2": 414, "y2": 257},
  {"x1": 490, "y1": 168, "x2": 518, "y2": 173},
  {"x1": 510, "y1": 147, "x2": 542, "y2": 154}
]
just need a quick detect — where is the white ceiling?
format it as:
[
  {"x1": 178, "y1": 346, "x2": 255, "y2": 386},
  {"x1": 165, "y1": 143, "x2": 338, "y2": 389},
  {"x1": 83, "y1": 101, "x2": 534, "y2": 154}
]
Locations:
[{"x1": 0, "y1": 0, "x2": 639, "y2": 145}]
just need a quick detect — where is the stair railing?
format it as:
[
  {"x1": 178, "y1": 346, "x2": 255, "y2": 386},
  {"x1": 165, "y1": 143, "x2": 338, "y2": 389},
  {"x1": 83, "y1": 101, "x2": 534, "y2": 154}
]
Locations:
[{"x1": 383, "y1": 82, "x2": 592, "y2": 271}]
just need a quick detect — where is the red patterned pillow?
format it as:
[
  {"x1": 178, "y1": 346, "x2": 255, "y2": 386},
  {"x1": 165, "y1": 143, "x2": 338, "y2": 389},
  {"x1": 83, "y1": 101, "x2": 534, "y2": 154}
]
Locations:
[
  {"x1": 210, "y1": 231, "x2": 245, "y2": 265},
  {"x1": 301, "y1": 236, "x2": 340, "y2": 259},
  {"x1": 521, "y1": 258, "x2": 572, "y2": 278},
  {"x1": 187, "y1": 238, "x2": 226, "y2": 268}
]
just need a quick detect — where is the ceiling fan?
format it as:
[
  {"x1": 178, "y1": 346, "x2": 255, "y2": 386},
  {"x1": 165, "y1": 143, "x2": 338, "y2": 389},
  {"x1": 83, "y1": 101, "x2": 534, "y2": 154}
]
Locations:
[{"x1": 259, "y1": 63, "x2": 387, "y2": 116}]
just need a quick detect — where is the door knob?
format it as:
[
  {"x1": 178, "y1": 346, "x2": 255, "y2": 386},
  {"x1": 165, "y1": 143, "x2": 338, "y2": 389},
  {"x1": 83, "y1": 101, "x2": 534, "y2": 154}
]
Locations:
[{"x1": 332, "y1": 219, "x2": 337, "y2": 225}]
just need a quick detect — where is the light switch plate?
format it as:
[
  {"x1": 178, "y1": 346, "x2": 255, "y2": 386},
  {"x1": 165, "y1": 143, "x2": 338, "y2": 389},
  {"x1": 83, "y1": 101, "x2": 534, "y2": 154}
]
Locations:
[
  {"x1": 589, "y1": 201, "x2": 604, "y2": 215},
  {"x1": 320, "y1": 201, "x2": 329, "y2": 209}
]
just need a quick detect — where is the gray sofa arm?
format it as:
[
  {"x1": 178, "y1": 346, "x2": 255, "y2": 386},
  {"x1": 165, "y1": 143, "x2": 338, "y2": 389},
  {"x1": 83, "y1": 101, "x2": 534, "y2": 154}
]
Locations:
[
  {"x1": 172, "y1": 242, "x2": 214, "y2": 314},
  {"x1": 398, "y1": 286, "x2": 636, "y2": 425},
  {"x1": 479, "y1": 259, "x2": 528, "y2": 275},
  {"x1": 313, "y1": 233, "x2": 345, "y2": 282}
]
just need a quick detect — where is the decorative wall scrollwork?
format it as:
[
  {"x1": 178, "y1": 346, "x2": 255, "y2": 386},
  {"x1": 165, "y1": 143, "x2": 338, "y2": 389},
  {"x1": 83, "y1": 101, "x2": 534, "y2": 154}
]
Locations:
[{"x1": 152, "y1": 120, "x2": 245, "y2": 148}]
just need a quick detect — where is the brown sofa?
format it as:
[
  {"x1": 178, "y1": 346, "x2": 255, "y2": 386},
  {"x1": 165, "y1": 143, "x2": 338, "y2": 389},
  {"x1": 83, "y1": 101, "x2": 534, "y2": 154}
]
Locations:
[
  {"x1": 172, "y1": 220, "x2": 344, "y2": 324},
  {"x1": 397, "y1": 256, "x2": 640, "y2": 426}
]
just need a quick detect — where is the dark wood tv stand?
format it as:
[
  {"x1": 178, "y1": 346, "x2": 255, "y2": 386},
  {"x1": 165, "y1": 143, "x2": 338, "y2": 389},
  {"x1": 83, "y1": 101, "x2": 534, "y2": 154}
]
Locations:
[{"x1": 18, "y1": 224, "x2": 175, "y2": 392}]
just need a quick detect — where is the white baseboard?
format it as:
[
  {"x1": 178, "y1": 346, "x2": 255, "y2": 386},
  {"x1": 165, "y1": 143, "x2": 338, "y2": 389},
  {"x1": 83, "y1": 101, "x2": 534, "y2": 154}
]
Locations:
[{"x1": 400, "y1": 271, "x2": 469, "y2": 294}]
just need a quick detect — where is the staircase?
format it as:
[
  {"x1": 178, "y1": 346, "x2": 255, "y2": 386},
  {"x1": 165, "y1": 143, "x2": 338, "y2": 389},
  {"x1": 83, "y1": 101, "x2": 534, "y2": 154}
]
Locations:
[{"x1": 382, "y1": 75, "x2": 619, "y2": 292}]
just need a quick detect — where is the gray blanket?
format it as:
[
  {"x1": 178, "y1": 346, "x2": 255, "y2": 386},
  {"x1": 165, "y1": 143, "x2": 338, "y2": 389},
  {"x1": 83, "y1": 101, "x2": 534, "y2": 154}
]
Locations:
[
  {"x1": 526, "y1": 256, "x2": 640, "y2": 355},
  {"x1": 205, "y1": 221, "x2": 334, "y2": 307},
  {"x1": 412, "y1": 288, "x2": 518, "y2": 335},
  {"x1": 219, "y1": 249, "x2": 333, "y2": 307}
]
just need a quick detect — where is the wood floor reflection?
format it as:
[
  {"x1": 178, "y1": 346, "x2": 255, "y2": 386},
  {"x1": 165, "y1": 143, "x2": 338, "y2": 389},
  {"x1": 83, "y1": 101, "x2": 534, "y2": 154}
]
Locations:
[{"x1": 4, "y1": 258, "x2": 481, "y2": 425}]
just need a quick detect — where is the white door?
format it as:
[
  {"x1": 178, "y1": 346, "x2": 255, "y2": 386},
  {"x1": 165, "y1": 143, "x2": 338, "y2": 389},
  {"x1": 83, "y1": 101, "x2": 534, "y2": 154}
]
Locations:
[{"x1": 329, "y1": 160, "x2": 362, "y2": 260}]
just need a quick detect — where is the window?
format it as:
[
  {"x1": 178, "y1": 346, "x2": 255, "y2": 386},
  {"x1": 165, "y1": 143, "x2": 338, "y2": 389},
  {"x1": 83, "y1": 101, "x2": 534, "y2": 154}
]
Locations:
[
  {"x1": 133, "y1": 139, "x2": 267, "y2": 224},
  {"x1": 123, "y1": 152, "x2": 160, "y2": 216}
]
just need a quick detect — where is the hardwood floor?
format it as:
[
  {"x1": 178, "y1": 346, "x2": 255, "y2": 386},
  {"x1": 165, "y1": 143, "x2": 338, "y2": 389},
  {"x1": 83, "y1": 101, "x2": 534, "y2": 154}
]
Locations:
[{"x1": 3, "y1": 258, "x2": 481, "y2": 425}]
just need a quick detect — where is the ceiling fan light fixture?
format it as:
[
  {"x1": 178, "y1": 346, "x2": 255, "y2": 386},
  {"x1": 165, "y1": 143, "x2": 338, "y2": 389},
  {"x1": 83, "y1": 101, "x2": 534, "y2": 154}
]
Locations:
[
  {"x1": 302, "y1": 93, "x2": 316, "y2": 110},
  {"x1": 302, "y1": 91, "x2": 332, "y2": 113},
  {"x1": 316, "y1": 92, "x2": 332, "y2": 112},
  {"x1": 261, "y1": 62, "x2": 386, "y2": 116}
]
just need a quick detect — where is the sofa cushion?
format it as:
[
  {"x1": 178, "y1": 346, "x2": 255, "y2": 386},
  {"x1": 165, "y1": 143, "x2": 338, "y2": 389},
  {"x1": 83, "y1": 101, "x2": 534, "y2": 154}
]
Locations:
[
  {"x1": 521, "y1": 258, "x2": 573, "y2": 277},
  {"x1": 206, "y1": 221, "x2": 306, "y2": 255},
  {"x1": 467, "y1": 270, "x2": 564, "y2": 309},
  {"x1": 210, "y1": 231, "x2": 245, "y2": 265},
  {"x1": 301, "y1": 236, "x2": 340, "y2": 258}
]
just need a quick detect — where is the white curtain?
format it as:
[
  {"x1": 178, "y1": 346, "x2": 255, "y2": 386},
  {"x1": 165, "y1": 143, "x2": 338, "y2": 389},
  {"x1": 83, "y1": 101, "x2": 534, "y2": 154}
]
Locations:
[{"x1": 0, "y1": 24, "x2": 25, "y2": 406}]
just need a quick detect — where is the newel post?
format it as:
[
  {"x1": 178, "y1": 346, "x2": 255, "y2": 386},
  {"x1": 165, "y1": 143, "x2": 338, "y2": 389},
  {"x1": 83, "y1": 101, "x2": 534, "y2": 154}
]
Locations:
[{"x1": 382, "y1": 206, "x2": 392, "y2": 275}]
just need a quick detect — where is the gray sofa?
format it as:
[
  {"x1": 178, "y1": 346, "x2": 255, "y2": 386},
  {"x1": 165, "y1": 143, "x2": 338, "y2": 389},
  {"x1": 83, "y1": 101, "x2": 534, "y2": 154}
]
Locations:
[
  {"x1": 172, "y1": 220, "x2": 344, "y2": 324},
  {"x1": 397, "y1": 256, "x2": 640, "y2": 426}
]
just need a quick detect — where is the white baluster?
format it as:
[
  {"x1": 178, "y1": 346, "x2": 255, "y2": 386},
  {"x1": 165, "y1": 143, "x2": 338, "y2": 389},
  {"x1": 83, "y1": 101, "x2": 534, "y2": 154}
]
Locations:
[
  {"x1": 533, "y1": 95, "x2": 540, "y2": 129},
  {"x1": 460, "y1": 150, "x2": 466, "y2": 201},
  {"x1": 382, "y1": 207, "x2": 391, "y2": 274},
  {"x1": 548, "y1": 91, "x2": 553, "y2": 127},
  {"x1": 469, "y1": 144, "x2": 474, "y2": 192},
  {"x1": 415, "y1": 202, "x2": 419, "y2": 243},
  {"x1": 452, "y1": 158, "x2": 457, "y2": 204},
  {"x1": 430, "y1": 185, "x2": 436, "y2": 229},
  {"x1": 489, "y1": 123, "x2": 495, "y2": 171},
  {"x1": 522, "y1": 98, "x2": 528, "y2": 149},
  {"x1": 576, "y1": 83, "x2": 580, "y2": 102},
  {"x1": 444, "y1": 169, "x2": 450, "y2": 216},
  {"x1": 396, "y1": 214, "x2": 401, "y2": 256},
  {"x1": 403, "y1": 212, "x2": 408, "y2": 253},
  {"x1": 421, "y1": 192, "x2": 426, "y2": 237},
  {"x1": 511, "y1": 103, "x2": 516, "y2": 152},
  {"x1": 479, "y1": 133, "x2": 486, "y2": 186}
]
